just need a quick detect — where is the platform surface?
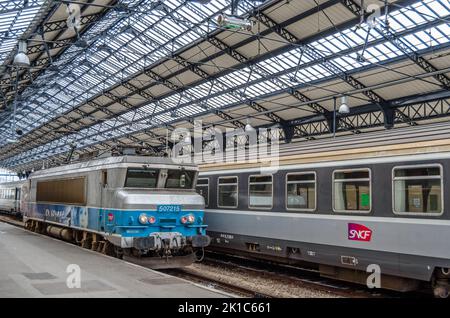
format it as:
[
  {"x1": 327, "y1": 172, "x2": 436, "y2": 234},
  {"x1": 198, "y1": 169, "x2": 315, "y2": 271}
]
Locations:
[{"x1": 0, "y1": 222, "x2": 226, "y2": 298}]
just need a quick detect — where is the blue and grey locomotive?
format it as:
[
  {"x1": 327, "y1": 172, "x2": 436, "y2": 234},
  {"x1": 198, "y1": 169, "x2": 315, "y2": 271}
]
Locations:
[{"x1": 22, "y1": 155, "x2": 210, "y2": 268}]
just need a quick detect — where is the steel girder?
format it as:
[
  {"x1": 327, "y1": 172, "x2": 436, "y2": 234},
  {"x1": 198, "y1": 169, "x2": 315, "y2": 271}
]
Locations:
[
  {"x1": 342, "y1": 0, "x2": 450, "y2": 90},
  {"x1": 0, "y1": 0, "x2": 43, "y2": 15},
  {"x1": 1, "y1": 0, "x2": 448, "y2": 168},
  {"x1": 3, "y1": 37, "x2": 450, "y2": 167},
  {"x1": 253, "y1": 10, "x2": 415, "y2": 129},
  {"x1": 287, "y1": 90, "x2": 450, "y2": 138},
  {"x1": 6, "y1": 89, "x2": 450, "y2": 172},
  {"x1": 0, "y1": 2, "x2": 114, "y2": 107}
]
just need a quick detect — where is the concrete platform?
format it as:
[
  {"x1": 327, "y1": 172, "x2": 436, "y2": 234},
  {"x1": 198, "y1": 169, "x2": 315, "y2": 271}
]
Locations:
[{"x1": 0, "y1": 222, "x2": 228, "y2": 298}]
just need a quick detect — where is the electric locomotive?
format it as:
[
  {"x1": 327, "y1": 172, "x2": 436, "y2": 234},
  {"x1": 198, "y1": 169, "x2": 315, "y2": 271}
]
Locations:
[{"x1": 22, "y1": 155, "x2": 210, "y2": 268}]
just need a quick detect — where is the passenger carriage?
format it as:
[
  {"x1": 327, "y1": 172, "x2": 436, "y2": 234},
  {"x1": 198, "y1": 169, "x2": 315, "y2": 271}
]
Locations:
[
  {"x1": 0, "y1": 180, "x2": 25, "y2": 216},
  {"x1": 197, "y1": 122, "x2": 450, "y2": 296}
]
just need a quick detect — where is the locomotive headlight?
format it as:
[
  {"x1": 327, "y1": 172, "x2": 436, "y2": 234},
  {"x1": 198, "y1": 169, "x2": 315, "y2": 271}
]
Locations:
[
  {"x1": 187, "y1": 214, "x2": 195, "y2": 223},
  {"x1": 148, "y1": 216, "x2": 156, "y2": 224},
  {"x1": 181, "y1": 214, "x2": 195, "y2": 224},
  {"x1": 138, "y1": 213, "x2": 148, "y2": 224}
]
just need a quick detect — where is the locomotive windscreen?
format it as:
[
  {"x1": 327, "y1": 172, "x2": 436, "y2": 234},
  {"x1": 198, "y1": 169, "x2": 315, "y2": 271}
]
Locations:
[
  {"x1": 165, "y1": 170, "x2": 195, "y2": 189},
  {"x1": 125, "y1": 168, "x2": 159, "y2": 188}
]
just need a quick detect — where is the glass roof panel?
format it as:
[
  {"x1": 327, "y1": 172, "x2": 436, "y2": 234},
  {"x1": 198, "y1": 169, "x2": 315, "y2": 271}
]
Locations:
[
  {"x1": 0, "y1": 0, "x2": 45, "y2": 65},
  {"x1": 4, "y1": 0, "x2": 450, "y2": 166}
]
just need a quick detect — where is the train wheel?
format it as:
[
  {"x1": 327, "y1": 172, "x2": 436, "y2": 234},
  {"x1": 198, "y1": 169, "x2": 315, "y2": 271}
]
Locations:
[
  {"x1": 433, "y1": 286, "x2": 449, "y2": 298},
  {"x1": 114, "y1": 247, "x2": 124, "y2": 259}
]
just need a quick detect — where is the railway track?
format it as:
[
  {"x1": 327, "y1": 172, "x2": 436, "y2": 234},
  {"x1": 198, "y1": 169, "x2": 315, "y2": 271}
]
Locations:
[
  {"x1": 163, "y1": 251, "x2": 431, "y2": 298},
  {"x1": 164, "y1": 267, "x2": 273, "y2": 298},
  {"x1": 0, "y1": 213, "x2": 23, "y2": 227}
]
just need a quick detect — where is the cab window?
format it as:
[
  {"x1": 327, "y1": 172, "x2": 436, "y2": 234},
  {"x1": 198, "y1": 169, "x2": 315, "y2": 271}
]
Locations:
[
  {"x1": 125, "y1": 168, "x2": 159, "y2": 188},
  {"x1": 165, "y1": 170, "x2": 196, "y2": 189}
]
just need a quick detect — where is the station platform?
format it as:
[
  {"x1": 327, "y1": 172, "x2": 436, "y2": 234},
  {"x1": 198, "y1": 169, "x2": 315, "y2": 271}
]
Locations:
[{"x1": 0, "y1": 222, "x2": 228, "y2": 298}]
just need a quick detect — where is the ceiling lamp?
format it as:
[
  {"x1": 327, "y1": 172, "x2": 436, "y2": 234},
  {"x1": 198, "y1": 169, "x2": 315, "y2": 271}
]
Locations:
[
  {"x1": 13, "y1": 41, "x2": 30, "y2": 67},
  {"x1": 245, "y1": 119, "x2": 255, "y2": 132},
  {"x1": 183, "y1": 134, "x2": 191, "y2": 143},
  {"x1": 217, "y1": 14, "x2": 254, "y2": 32},
  {"x1": 338, "y1": 96, "x2": 350, "y2": 114}
]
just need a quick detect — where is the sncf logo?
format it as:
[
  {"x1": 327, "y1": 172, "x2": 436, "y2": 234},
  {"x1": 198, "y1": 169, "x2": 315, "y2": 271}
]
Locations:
[{"x1": 348, "y1": 223, "x2": 372, "y2": 242}]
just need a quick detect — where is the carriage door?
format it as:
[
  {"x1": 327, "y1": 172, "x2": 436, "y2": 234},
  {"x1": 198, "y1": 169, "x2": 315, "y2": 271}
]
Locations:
[
  {"x1": 100, "y1": 170, "x2": 108, "y2": 231},
  {"x1": 15, "y1": 188, "x2": 21, "y2": 212}
]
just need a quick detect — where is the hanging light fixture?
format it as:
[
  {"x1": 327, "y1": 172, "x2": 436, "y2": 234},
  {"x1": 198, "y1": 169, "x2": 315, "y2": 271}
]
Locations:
[
  {"x1": 217, "y1": 14, "x2": 254, "y2": 32},
  {"x1": 13, "y1": 41, "x2": 30, "y2": 67},
  {"x1": 183, "y1": 134, "x2": 191, "y2": 144},
  {"x1": 338, "y1": 96, "x2": 350, "y2": 114},
  {"x1": 245, "y1": 119, "x2": 255, "y2": 132}
]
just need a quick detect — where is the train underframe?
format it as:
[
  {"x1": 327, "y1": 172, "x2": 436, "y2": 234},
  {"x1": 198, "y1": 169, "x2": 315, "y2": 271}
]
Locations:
[
  {"x1": 207, "y1": 231, "x2": 450, "y2": 298},
  {"x1": 24, "y1": 218, "x2": 200, "y2": 268}
]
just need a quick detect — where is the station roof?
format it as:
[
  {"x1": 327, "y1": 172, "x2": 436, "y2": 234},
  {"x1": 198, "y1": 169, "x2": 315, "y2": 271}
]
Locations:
[{"x1": 0, "y1": 0, "x2": 449, "y2": 172}]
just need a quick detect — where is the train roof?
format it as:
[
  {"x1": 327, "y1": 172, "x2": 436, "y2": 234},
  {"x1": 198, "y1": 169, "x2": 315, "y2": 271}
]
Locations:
[
  {"x1": 30, "y1": 155, "x2": 198, "y2": 179},
  {"x1": 200, "y1": 121, "x2": 450, "y2": 171}
]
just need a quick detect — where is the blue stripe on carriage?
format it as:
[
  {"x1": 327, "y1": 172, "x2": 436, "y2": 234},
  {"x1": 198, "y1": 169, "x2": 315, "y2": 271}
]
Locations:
[{"x1": 25, "y1": 203, "x2": 206, "y2": 237}]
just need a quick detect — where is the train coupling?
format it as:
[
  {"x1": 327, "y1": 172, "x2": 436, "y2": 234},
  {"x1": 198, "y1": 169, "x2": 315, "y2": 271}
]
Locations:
[
  {"x1": 132, "y1": 232, "x2": 185, "y2": 250},
  {"x1": 106, "y1": 233, "x2": 210, "y2": 250}
]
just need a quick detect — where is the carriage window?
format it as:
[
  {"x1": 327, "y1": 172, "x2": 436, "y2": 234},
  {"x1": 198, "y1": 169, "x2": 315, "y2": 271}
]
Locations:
[
  {"x1": 165, "y1": 170, "x2": 195, "y2": 189},
  {"x1": 125, "y1": 168, "x2": 159, "y2": 188},
  {"x1": 333, "y1": 169, "x2": 371, "y2": 213},
  {"x1": 286, "y1": 173, "x2": 316, "y2": 211},
  {"x1": 196, "y1": 178, "x2": 209, "y2": 207},
  {"x1": 218, "y1": 177, "x2": 238, "y2": 208},
  {"x1": 249, "y1": 175, "x2": 273, "y2": 209},
  {"x1": 393, "y1": 165, "x2": 443, "y2": 215}
]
